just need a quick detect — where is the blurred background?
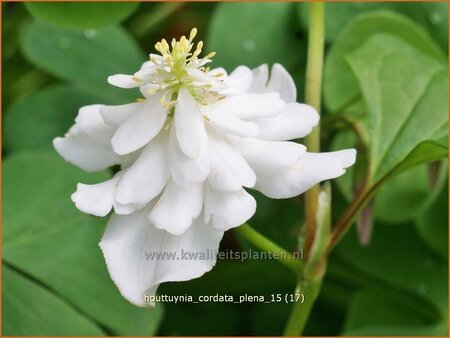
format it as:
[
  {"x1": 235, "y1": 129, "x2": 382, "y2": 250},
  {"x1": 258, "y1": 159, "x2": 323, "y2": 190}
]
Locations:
[{"x1": 2, "y1": 2, "x2": 448, "y2": 336}]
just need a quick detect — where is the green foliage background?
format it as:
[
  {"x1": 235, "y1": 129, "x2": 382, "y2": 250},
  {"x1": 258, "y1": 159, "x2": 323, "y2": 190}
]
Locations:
[{"x1": 2, "y1": 2, "x2": 448, "y2": 336}]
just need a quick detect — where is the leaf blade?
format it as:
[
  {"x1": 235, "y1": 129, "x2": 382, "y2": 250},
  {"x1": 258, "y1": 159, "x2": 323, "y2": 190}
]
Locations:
[{"x1": 25, "y1": 2, "x2": 140, "y2": 30}]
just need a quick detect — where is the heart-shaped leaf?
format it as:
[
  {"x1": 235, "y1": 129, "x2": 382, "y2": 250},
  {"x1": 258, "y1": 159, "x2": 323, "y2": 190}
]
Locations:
[
  {"x1": 21, "y1": 20, "x2": 145, "y2": 104},
  {"x1": 3, "y1": 151, "x2": 163, "y2": 335}
]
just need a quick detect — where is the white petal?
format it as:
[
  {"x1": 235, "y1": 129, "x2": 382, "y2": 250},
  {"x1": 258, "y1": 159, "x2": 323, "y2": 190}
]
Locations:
[
  {"x1": 53, "y1": 128, "x2": 120, "y2": 172},
  {"x1": 148, "y1": 53, "x2": 163, "y2": 62},
  {"x1": 188, "y1": 68, "x2": 213, "y2": 83},
  {"x1": 72, "y1": 104, "x2": 116, "y2": 145},
  {"x1": 249, "y1": 64, "x2": 269, "y2": 93},
  {"x1": 113, "y1": 201, "x2": 146, "y2": 215},
  {"x1": 229, "y1": 136, "x2": 306, "y2": 171},
  {"x1": 108, "y1": 74, "x2": 141, "y2": 88},
  {"x1": 149, "y1": 180, "x2": 203, "y2": 235},
  {"x1": 267, "y1": 63, "x2": 297, "y2": 103},
  {"x1": 115, "y1": 132, "x2": 170, "y2": 204},
  {"x1": 254, "y1": 149, "x2": 357, "y2": 198},
  {"x1": 71, "y1": 175, "x2": 120, "y2": 216},
  {"x1": 112, "y1": 97, "x2": 167, "y2": 155},
  {"x1": 174, "y1": 88, "x2": 208, "y2": 158},
  {"x1": 209, "y1": 67, "x2": 227, "y2": 77},
  {"x1": 100, "y1": 102, "x2": 142, "y2": 127},
  {"x1": 208, "y1": 135, "x2": 256, "y2": 191},
  {"x1": 168, "y1": 127, "x2": 210, "y2": 187},
  {"x1": 205, "y1": 107, "x2": 259, "y2": 137},
  {"x1": 204, "y1": 185, "x2": 256, "y2": 231},
  {"x1": 222, "y1": 66, "x2": 253, "y2": 94},
  {"x1": 134, "y1": 64, "x2": 158, "y2": 78},
  {"x1": 212, "y1": 93, "x2": 285, "y2": 119},
  {"x1": 99, "y1": 208, "x2": 224, "y2": 307},
  {"x1": 252, "y1": 103, "x2": 319, "y2": 141},
  {"x1": 119, "y1": 149, "x2": 143, "y2": 170}
]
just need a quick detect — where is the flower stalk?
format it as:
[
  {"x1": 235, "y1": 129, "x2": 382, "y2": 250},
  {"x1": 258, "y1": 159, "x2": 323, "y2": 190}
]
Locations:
[
  {"x1": 235, "y1": 223, "x2": 302, "y2": 273},
  {"x1": 304, "y1": 1, "x2": 325, "y2": 257},
  {"x1": 284, "y1": 2, "x2": 325, "y2": 336}
]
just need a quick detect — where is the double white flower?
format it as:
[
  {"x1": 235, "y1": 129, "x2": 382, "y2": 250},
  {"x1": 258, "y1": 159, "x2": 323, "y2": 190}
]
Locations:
[{"x1": 54, "y1": 29, "x2": 356, "y2": 307}]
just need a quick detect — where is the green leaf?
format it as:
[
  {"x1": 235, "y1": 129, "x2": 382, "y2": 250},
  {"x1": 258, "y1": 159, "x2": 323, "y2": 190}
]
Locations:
[
  {"x1": 324, "y1": 11, "x2": 446, "y2": 113},
  {"x1": 345, "y1": 290, "x2": 432, "y2": 330},
  {"x1": 3, "y1": 3, "x2": 29, "y2": 61},
  {"x1": 207, "y1": 2, "x2": 304, "y2": 72},
  {"x1": 345, "y1": 324, "x2": 447, "y2": 336},
  {"x1": 416, "y1": 176, "x2": 448, "y2": 260},
  {"x1": 331, "y1": 132, "x2": 441, "y2": 224},
  {"x1": 3, "y1": 151, "x2": 163, "y2": 335},
  {"x1": 4, "y1": 218, "x2": 164, "y2": 335},
  {"x1": 346, "y1": 33, "x2": 448, "y2": 182},
  {"x1": 25, "y1": 2, "x2": 140, "y2": 30},
  {"x1": 4, "y1": 85, "x2": 101, "y2": 153},
  {"x1": 20, "y1": 20, "x2": 145, "y2": 104},
  {"x1": 3, "y1": 151, "x2": 108, "y2": 241},
  {"x1": 337, "y1": 222, "x2": 448, "y2": 315},
  {"x1": 2, "y1": 265, "x2": 104, "y2": 336},
  {"x1": 374, "y1": 165, "x2": 430, "y2": 224},
  {"x1": 342, "y1": 290, "x2": 447, "y2": 336},
  {"x1": 394, "y1": 2, "x2": 448, "y2": 51},
  {"x1": 298, "y1": 3, "x2": 448, "y2": 50},
  {"x1": 298, "y1": 3, "x2": 395, "y2": 42},
  {"x1": 389, "y1": 137, "x2": 448, "y2": 177}
]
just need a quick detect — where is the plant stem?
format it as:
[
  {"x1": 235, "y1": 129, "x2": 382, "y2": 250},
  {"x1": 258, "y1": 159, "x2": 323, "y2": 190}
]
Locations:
[
  {"x1": 328, "y1": 177, "x2": 379, "y2": 251},
  {"x1": 283, "y1": 3, "x2": 325, "y2": 336},
  {"x1": 304, "y1": 1, "x2": 325, "y2": 257},
  {"x1": 235, "y1": 223, "x2": 302, "y2": 273},
  {"x1": 283, "y1": 274, "x2": 323, "y2": 336}
]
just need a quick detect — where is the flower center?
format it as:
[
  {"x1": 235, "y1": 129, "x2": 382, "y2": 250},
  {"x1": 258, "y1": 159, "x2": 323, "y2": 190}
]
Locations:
[{"x1": 139, "y1": 28, "x2": 224, "y2": 111}]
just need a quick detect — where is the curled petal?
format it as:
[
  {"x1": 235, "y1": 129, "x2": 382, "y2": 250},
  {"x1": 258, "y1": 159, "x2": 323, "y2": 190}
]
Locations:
[
  {"x1": 249, "y1": 64, "x2": 269, "y2": 93},
  {"x1": 112, "y1": 96, "x2": 167, "y2": 155},
  {"x1": 53, "y1": 127, "x2": 120, "y2": 172},
  {"x1": 100, "y1": 102, "x2": 142, "y2": 127},
  {"x1": 222, "y1": 66, "x2": 253, "y2": 95},
  {"x1": 267, "y1": 63, "x2": 297, "y2": 103},
  {"x1": 71, "y1": 175, "x2": 120, "y2": 217},
  {"x1": 115, "y1": 132, "x2": 170, "y2": 204},
  {"x1": 252, "y1": 103, "x2": 319, "y2": 141},
  {"x1": 204, "y1": 185, "x2": 256, "y2": 231},
  {"x1": 149, "y1": 180, "x2": 203, "y2": 235},
  {"x1": 74, "y1": 104, "x2": 115, "y2": 144},
  {"x1": 254, "y1": 149, "x2": 357, "y2": 199},
  {"x1": 99, "y1": 208, "x2": 223, "y2": 307}
]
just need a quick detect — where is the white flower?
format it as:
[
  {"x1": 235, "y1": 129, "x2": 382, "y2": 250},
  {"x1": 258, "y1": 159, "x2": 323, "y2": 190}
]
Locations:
[{"x1": 54, "y1": 29, "x2": 356, "y2": 307}]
